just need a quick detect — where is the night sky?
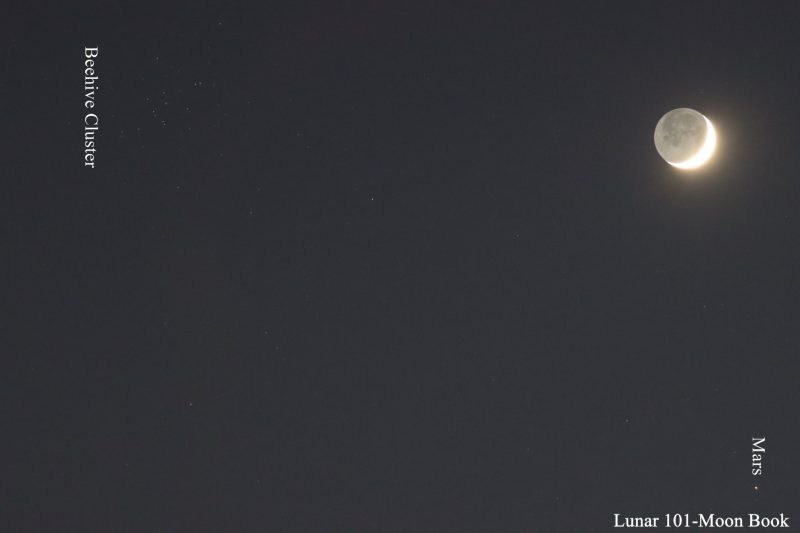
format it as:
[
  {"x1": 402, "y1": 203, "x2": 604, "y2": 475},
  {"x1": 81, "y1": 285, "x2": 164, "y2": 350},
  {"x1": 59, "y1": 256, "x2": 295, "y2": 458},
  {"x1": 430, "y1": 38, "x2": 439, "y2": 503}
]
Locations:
[{"x1": 6, "y1": 2, "x2": 800, "y2": 531}]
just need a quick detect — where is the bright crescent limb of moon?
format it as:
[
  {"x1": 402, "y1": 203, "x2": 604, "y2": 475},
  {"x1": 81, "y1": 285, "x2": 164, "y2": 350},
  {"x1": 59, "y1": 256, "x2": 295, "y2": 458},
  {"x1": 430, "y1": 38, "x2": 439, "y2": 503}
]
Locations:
[{"x1": 669, "y1": 117, "x2": 716, "y2": 169}]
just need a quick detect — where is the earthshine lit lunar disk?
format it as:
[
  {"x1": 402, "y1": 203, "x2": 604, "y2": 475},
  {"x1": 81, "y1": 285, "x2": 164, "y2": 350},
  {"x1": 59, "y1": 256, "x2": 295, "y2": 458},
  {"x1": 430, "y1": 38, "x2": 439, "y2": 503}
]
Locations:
[{"x1": 654, "y1": 108, "x2": 717, "y2": 169}]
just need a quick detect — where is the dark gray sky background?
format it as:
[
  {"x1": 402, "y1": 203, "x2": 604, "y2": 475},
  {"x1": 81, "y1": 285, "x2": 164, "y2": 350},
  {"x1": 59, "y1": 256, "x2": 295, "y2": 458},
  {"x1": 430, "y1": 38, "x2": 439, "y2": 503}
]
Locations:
[{"x1": 5, "y1": 2, "x2": 800, "y2": 531}]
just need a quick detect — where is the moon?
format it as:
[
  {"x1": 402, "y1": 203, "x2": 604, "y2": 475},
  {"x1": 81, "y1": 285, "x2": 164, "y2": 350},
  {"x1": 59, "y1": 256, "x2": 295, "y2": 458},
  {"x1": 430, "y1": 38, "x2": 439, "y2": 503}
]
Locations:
[{"x1": 654, "y1": 108, "x2": 717, "y2": 169}]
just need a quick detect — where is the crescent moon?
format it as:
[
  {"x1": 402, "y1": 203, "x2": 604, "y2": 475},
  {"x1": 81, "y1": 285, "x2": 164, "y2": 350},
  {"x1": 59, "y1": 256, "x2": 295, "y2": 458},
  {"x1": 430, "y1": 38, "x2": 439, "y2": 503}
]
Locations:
[{"x1": 668, "y1": 117, "x2": 716, "y2": 170}]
